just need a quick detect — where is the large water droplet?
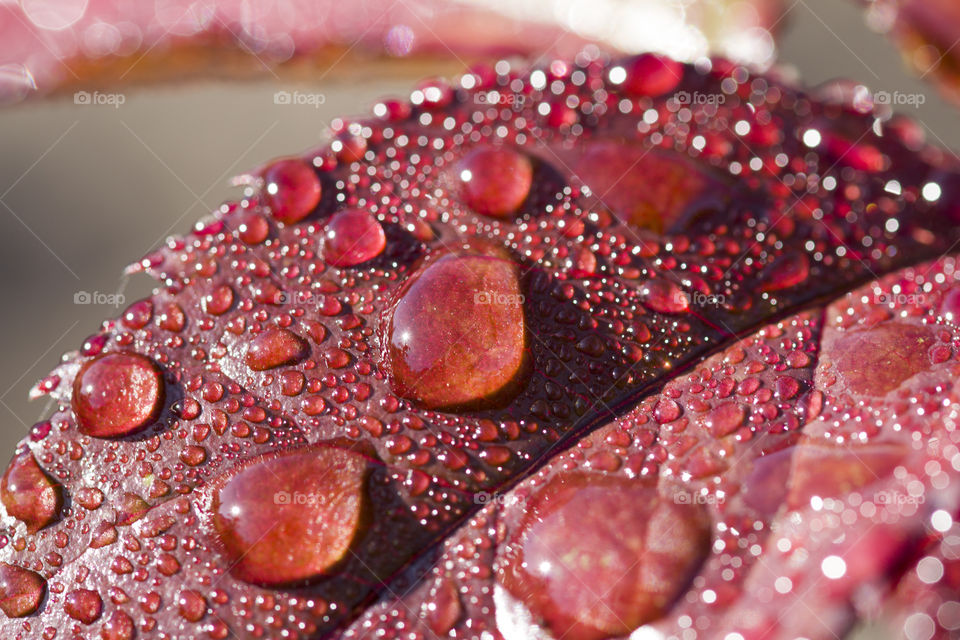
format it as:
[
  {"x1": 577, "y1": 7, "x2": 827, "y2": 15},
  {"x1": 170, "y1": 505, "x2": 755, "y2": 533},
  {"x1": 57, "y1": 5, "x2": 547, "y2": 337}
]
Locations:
[
  {"x1": 455, "y1": 146, "x2": 533, "y2": 219},
  {"x1": 573, "y1": 142, "x2": 725, "y2": 233},
  {"x1": 830, "y1": 323, "x2": 934, "y2": 396},
  {"x1": 424, "y1": 580, "x2": 462, "y2": 635},
  {"x1": 760, "y1": 252, "x2": 810, "y2": 292},
  {"x1": 0, "y1": 563, "x2": 45, "y2": 618},
  {"x1": 245, "y1": 327, "x2": 309, "y2": 371},
  {"x1": 262, "y1": 158, "x2": 322, "y2": 224},
  {"x1": 323, "y1": 209, "x2": 386, "y2": 267},
  {"x1": 385, "y1": 249, "x2": 527, "y2": 409},
  {"x1": 499, "y1": 474, "x2": 711, "y2": 640},
  {"x1": 0, "y1": 449, "x2": 62, "y2": 532},
  {"x1": 212, "y1": 446, "x2": 368, "y2": 585},
  {"x1": 786, "y1": 442, "x2": 906, "y2": 510},
  {"x1": 640, "y1": 279, "x2": 689, "y2": 314},
  {"x1": 703, "y1": 402, "x2": 746, "y2": 437},
  {"x1": 620, "y1": 53, "x2": 684, "y2": 97},
  {"x1": 940, "y1": 287, "x2": 960, "y2": 321},
  {"x1": 72, "y1": 352, "x2": 165, "y2": 438}
]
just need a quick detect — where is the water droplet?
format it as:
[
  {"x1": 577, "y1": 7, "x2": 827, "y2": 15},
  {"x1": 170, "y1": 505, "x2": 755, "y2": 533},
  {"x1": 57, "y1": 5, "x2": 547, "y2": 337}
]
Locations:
[
  {"x1": 262, "y1": 158, "x2": 322, "y2": 224},
  {"x1": 237, "y1": 210, "x2": 270, "y2": 245},
  {"x1": 245, "y1": 327, "x2": 309, "y2": 371},
  {"x1": 703, "y1": 402, "x2": 745, "y2": 437},
  {"x1": 203, "y1": 284, "x2": 234, "y2": 316},
  {"x1": 158, "y1": 302, "x2": 185, "y2": 332},
  {"x1": 831, "y1": 323, "x2": 934, "y2": 395},
  {"x1": 760, "y1": 253, "x2": 810, "y2": 292},
  {"x1": 0, "y1": 563, "x2": 46, "y2": 618},
  {"x1": 0, "y1": 449, "x2": 62, "y2": 532},
  {"x1": 72, "y1": 352, "x2": 165, "y2": 438},
  {"x1": 640, "y1": 279, "x2": 689, "y2": 314},
  {"x1": 116, "y1": 492, "x2": 150, "y2": 525},
  {"x1": 621, "y1": 53, "x2": 684, "y2": 97},
  {"x1": 322, "y1": 209, "x2": 386, "y2": 267},
  {"x1": 121, "y1": 299, "x2": 153, "y2": 329},
  {"x1": 385, "y1": 250, "x2": 527, "y2": 409},
  {"x1": 574, "y1": 143, "x2": 724, "y2": 233},
  {"x1": 424, "y1": 580, "x2": 462, "y2": 635},
  {"x1": 100, "y1": 610, "x2": 135, "y2": 640},
  {"x1": 499, "y1": 474, "x2": 710, "y2": 640},
  {"x1": 64, "y1": 588, "x2": 103, "y2": 624},
  {"x1": 456, "y1": 146, "x2": 533, "y2": 218},
  {"x1": 212, "y1": 446, "x2": 367, "y2": 585},
  {"x1": 178, "y1": 589, "x2": 207, "y2": 622},
  {"x1": 75, "y1": 487, "x2": 104, "y2": 510}
]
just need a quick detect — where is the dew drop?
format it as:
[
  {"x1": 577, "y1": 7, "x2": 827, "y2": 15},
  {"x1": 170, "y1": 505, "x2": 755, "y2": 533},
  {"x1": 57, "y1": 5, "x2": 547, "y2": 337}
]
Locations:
[
  {"x1": 323, "y1": 209, "x2": 386, "y2": 267},
  {"x1": 72, "y1": 352, "x2": 165, "y2": 438},
  {"x1": 640, "y1": 279, "x2": 689, "y2": 315},
  {"x1": 760, "y1": 253, "x2": 810, "y2": 292},
  {"x1": 100, "y1": 610, "x2": 135, "y2": 640},
  {"x1": 455, "y1": 146, "x2": 533, "y2": 219},
  {"x1": 499, "y1": 474, "x2": 710, "y2": 640},
  {"x1": 64, "y1": 588, "x2": 103, "y2": 624},
  {"x1": 245, "y1": 327, "x2": 310, "y2": 371},
  {"x1": 0, "y1": 449, "x2": 62, "y2": 532},
  {"x1": 212, "y1": 446, "x2": 368, "y2": 585},
  {"x1": 621, "y1": 53, "x2": 684, "y2": 97},
  {"x1": 385, "y1": 249, "x2": 527, "y2": 409},
  {"x1": 0, "y1": 563, "x2": 46, "y2": 618},
  {"x1": 574, "y1": 143, "x2": 723, "y2": 234},
  {"x1": 262, "y1": 158, "x2": 322, "y2": 224},
  {"x1": 203, "y1": 284, "x2": 234, "y2": 316}
]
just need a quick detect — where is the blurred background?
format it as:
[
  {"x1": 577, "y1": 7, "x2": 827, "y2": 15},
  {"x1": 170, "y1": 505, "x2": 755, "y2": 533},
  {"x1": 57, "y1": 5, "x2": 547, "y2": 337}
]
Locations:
[{"x1": 0, "y1": 0, "x2": 955, "y2": 487}]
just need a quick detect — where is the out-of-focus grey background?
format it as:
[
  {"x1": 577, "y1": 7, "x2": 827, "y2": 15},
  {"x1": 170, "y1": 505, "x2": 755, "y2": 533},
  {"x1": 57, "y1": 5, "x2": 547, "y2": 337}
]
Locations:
[{"x1": 0, "y1": 1, "x2": 945, "y2": 635}]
